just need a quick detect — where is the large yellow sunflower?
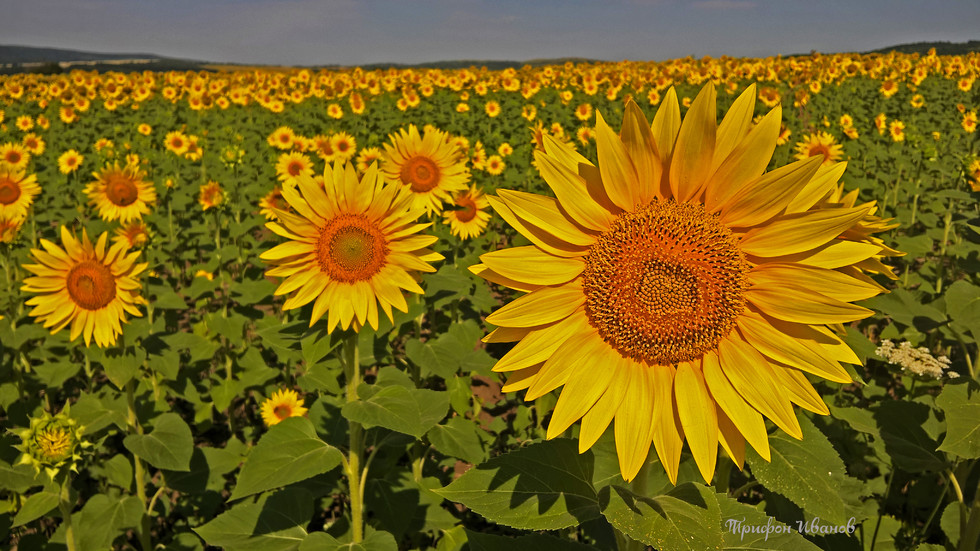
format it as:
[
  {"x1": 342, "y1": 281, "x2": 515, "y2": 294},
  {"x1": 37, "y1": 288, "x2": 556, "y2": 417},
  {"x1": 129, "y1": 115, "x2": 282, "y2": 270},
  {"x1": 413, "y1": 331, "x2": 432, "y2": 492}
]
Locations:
[
  {"x1": 0, "y1": 163, "x2": 41, "y2": 222},
  {"x1": 261, "y1": 162, "x2": 443, "y2": 332},
  {"x1": 471, "y1": 84, "x2": 895, "y2": 484},
  {"x1": 381, "y1": 125, "x2": 470, "y2": 215},
  {"x1": 85, "y1": 162, "x2": 157, "y2": 223},
  {"x1": 22, "y1": 227, "x2": 148, "y2": 347}
]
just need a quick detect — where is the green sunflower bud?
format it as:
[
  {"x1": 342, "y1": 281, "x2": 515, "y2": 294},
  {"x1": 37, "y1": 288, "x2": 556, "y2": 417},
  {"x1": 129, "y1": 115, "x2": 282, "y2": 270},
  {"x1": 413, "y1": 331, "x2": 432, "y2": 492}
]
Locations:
[{"x1": 14, "y1": 406, "x2": 88, "y2": 481}]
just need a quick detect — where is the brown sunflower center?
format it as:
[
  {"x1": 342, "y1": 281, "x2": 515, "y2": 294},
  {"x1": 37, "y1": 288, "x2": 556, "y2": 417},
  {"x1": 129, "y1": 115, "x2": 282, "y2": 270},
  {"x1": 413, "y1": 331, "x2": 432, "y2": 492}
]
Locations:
[
  {"x1": 273, "y1": 405, "x2": 292, "y2": 419},
  {"x1": 581, "y1": 200, "x2": 748, "y2": 365},
  {"x1": 400, "y1": 156, "x2": 440, "y2": 192},
  {"x1": 105, "y1": 174, "x2": 139, "y2": 206},
  {"x1": 287, "y1": 161, "x2": 304, "y2": 176},
  {"x1": 66, "y1": 260, "x2": 117, "y2": 310},
  {"x1": 454, "y1": 197, "x2": 477, "y2": 222},
  {"x1": 5, "y1": 151, "x2": 22, "y2": 165},
  {"x1": 0, "y1": 176, "x2": 20, "y2": 205},
  {"x1": 317, "y1": 214, "x2": 389, "y2": 283}
]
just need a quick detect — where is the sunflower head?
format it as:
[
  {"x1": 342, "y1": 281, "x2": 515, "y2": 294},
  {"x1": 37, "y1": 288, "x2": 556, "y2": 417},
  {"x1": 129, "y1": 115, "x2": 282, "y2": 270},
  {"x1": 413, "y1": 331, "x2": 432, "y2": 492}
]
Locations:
[
  {"x1": 260, "y1": 389, "x2": 308, "y2": 427},
  {"x1": 473, "y1": 83, "x2": 896, "y2": 484},
  {"x1": 260, "y1": 161, "x2": 443, "y2": 332},
  {"x1": 22, "y1": 227, "x2": 148, "y2": 347},
  {"x1": 0, "y1": 162, "x2": 41, "y2": 222},
  {"x1": 381, "y1": 125, "x2": 470, "y2": 215},
  {"x1": 14, "y1": 406, "x2": 90, "y2": 480},
  {"x1": 86, "y1": 161, "x2": 157, "y2": 223}
]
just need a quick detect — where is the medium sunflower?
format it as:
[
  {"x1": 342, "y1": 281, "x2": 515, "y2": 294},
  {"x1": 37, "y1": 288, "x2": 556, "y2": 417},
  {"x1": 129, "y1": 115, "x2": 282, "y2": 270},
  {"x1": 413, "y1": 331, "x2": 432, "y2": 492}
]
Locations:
[
  {"x1": 260, "y1": 389, "x2": 308, "y2": 427},
  {"x1": 260, "y1": 162, "x2": 442, "y2": 332},
  {"x1": 86, "y1": 162, "x2": 157, "y2": 223},
  {"x1": 276, "y1": 152, "x2": 315, "y2": 185},
  {"x1": 58, "y1": 150, "x2": 84, "y2": 174},
  {"x1": 0, "y1": 143, "x2": 30, "y2": 170},
  {"x1": 443, "y1": 185, "x2": 491, "y2": 240},
  {"x1": 382, "y1": 125, "x2": 470, "y2": 215},
  {"x1": 794, "y1": 131, "x2": 843, "y2": 166},
  {"x1": 471, "y1": 84, "x2": 895, "y2": 483},
  {"x1": 0, "y1": 163, "x2": 41, "y2": 222},
  {"x1": 22, "y1": 227, "x2": 148, "y2": 347}
]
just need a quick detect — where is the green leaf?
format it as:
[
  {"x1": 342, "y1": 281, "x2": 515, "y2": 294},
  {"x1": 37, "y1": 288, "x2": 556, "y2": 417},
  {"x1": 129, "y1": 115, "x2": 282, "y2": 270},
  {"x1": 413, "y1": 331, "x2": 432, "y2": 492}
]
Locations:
[
  {"x1": 715, "y1": 490, "x2": 824, "y2": 550},
  {"x1": 148, "y1": 283, "x2": 187, "y2": 309},
  {"x1": 0, "y1": 461, "x2": 40, "y2": 493},
  {"x1": 746, "y1": 415, "x2": 852, "y2": 526},
  {"x1": 74, "y1": 494, "x2": 143, "y2": 551},
  {"x1": 341, "y1": 385, "x2": 449, "y2": 438},
  {"x1": 123, "y1": 412, "x2": 194, "y2": 472},
  {"x1": 299, "y1": 529, "x2": 397, "y2": 551},
  {"x1": 465, "y1": 530, "x2": 595, "y2": 550},
  {"x1": 231, "y1": 417, "x2": 344, "y2": 501},
  {"x1": 12, "y1": 490, "x2": 60, "y2": 527},
  {"x1": 874, "y1": 401, "x2": 946, "y2": 472},
  {"x1": 195, "y1": 487, "x2": 312, "y2": 551},
  {"x1": 434, "y1": 439, "x2": 600, "y2": 530},
  {"x1": 405, "y1": 320, "x2": 495, "y2": 379},
  {"x1": 427, "y1": 416, "x2": 488, "y2": 465},
  {"x1": 600, "y1": 483, "x2": 723, "y2": 551},
  {"x1": 940, "y1": 502, "x2": 962, "y2": 548},
  {"x1": 936, "y1": 382, "x2": 980, "y2": 459}
]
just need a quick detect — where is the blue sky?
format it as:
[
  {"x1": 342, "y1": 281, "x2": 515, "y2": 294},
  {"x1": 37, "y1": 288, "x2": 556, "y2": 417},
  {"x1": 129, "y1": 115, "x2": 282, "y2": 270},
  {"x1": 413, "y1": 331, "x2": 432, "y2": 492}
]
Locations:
[{"x1": 2, "y1": 0, "x2": 978, "y2": 66}]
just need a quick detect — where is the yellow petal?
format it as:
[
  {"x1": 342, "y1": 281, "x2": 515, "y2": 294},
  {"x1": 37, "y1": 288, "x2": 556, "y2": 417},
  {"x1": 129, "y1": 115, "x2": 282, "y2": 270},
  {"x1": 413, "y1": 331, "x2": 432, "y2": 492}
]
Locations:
[
  {"x1": 546, "y1": 331, "x2": 620, "y2": 438},
  {"x1": 579, "y1": 362, "x2": 630, "y2": 453},
  {"x1": 745, "y1": 284, "x2": 874, "y2": 324},
  {"x1": 615, "y1": 360, "x2": 654, "y2": 482},
  {"x1": 501, "y1": 364, "x2": 543, "y2": 392},
  {"x1": 739, "y1": 206, "x2": 870, "y2": 257},
  {"x1": 650, "y1": 362, "x2": 683, "y2": 484},
  {"x1": 719, "y1": 153, "x2": 823, "y2": 228},
  {"x1": 480, "y1": 246, "x2": 584, "y2": 287},
  {"x1": 668, "y1": 84, "x2": 716, "y2": 203},
  {"x1": 705, "y1": 105, "x2": 780, "y2": 212},
  {"x1": 620, "y1": 100, "x2": 663, "y2": 203},
  {"x1": 786, "y1": 162, "x2": 848, "y2": 214},
  {"x1": 535, "y1": 150, "x2": 615, "y2": 232},
  {"x1": 768, "y1": 364, "x2": 829, "y2": 415},
  {"x1": 748, "y1": 263, "x2": 884, "y2": 302},
  {"x1": 718, "y1": 337, "x2": 802, "y2": 440},
  {"x1": 716, "y1": 406, "x2": 746, "y2": 470},
  {"x1": 595, "y1": 110, "x2": 641, "y2": 211},
  {"x1": 712, "y1": 83, "x2": 757, "y2": 172},
  {"x1": 493, "y1": 308, "x2": 589, "y2": 372},
  {"x1": 651, "y1": 87, "x2": 681, "y2": 164},
  {"x1": 487, "y1": 195, "x2": 590, "y2": 258},
  {"x1": 485, "y1": 281, "x2": 585, "y2": 328},
  {"x1": 497, "y1": 189, "x2": 595, "y2": 247},
  {"x1": 674, "y1": 360, "x2": 718, "y2": 484},
  {"x1": 749, "y1": 239, "x2": 883, "y2": 270},
  {"x1": 736, "y1": 313, "x2": 851, "y2": 383},
  {"x1": 702, "y1": 349, "x2": 770, "y2": 461}
]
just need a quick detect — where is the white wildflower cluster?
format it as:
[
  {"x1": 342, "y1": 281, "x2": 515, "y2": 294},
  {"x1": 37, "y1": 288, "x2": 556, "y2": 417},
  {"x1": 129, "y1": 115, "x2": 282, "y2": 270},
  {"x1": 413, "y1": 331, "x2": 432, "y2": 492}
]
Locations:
[{"x1": 875, "y1": 339, "x2": 958, "y2": 379}]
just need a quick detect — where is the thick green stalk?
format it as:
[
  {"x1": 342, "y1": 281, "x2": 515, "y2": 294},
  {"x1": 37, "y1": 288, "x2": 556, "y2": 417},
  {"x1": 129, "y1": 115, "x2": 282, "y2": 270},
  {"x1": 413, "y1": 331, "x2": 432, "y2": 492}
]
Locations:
[
  {"x1": 127, "y1": 381, "x2": 153, "y2": 551},
  {"x1": 59, "y1": 477, "x2": 77, "y2": 551},
  {"x1": 342, "y1": 334, "x2": 365, "y2": 543}
]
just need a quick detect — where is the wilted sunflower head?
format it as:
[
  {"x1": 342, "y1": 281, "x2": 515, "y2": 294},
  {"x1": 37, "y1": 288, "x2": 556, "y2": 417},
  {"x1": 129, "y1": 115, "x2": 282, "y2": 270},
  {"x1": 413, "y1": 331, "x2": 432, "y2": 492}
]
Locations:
[{"x1": 472, "y1": 83, "x2": 898, "y2": 484}]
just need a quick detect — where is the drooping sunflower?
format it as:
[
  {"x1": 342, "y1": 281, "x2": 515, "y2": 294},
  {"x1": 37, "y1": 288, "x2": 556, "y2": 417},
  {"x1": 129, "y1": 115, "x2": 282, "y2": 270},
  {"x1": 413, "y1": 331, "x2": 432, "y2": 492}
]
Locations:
[
  {"x1": 260, "y1": 162, "x2": 442, "y2": 332},
  {"x1": 443, "y1": 185, "x2": 491, "y2": 240},
  {"x1": 86, "y1": 162, "x2": 157, "y2": 223},
  {"x1": 382, "y1": 125, "x2": 470, "y2": 215},
  {"x1": 22, "y1": 227, "x2": 148, "y2": 347},
  {"x1": 260, "y1": 389, "x2": 308, "y2": 427},
  {"x1": 471, "y1": 84, "x2": 895, "y2": 483},
  {"x1": 794, "y1": 131, "x2": 844, "y2": 166},
  {"x1": 0, "y1": 163, "x2": 41, "y2": 222}
]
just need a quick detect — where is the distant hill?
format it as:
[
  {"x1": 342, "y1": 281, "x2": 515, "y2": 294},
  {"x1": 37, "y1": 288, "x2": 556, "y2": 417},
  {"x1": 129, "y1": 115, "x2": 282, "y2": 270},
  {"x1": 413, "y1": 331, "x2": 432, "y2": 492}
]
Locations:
[
  {"x1": 865, "y1": 40, "x2": 980, "y2": 56},
  {"x1": 1, "y1": 40, "x2": 978, "y2": 75}
]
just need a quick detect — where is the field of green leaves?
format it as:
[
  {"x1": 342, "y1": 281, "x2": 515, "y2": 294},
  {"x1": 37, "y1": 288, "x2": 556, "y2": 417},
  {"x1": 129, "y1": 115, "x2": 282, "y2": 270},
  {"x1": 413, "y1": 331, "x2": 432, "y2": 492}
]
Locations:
[{"x1": 0, "y1": 51, "x2": 979, "y2": 551}]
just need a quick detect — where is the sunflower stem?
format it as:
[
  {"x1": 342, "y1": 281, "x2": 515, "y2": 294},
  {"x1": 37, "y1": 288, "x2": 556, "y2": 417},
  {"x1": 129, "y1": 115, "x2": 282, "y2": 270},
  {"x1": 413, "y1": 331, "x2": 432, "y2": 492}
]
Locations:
[
  {"x1": 127, "y1": 380, "x2": 153, "y2": 551},
  {"x1": 342, "y1": 332, "x2": 365, "y2": 543},
  {"x1": 59, "y1": 475, "x2": 77, "y2": 551}
]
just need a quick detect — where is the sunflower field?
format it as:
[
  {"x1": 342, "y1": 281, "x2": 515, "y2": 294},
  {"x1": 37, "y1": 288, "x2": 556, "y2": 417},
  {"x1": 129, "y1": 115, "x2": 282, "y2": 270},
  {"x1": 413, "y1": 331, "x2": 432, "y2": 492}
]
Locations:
[{"x1": 0, "y1": 50, "x2": 979, "y2": 551}]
